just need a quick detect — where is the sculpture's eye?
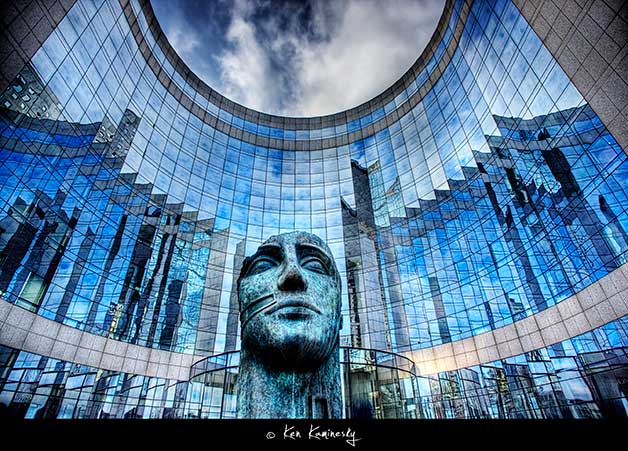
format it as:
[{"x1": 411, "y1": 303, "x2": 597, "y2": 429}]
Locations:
[
  {"x1": 299, "y1": 244, "x2": 333, "y2": 276},
  {"x1": 301, "y1": 256, "x2": 328, "y2": 275},
  {"x1": 247, "y1": 257, "x2": 278, "y2": 276}
]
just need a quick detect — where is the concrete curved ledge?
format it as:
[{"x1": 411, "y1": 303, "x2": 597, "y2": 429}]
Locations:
[
  {"x1": 409, "y1": 262, "x2": 628, "y2": 375},
  {"x1": 2, "y1": 263, "x2": 627, "y2": 381},
  {"x1": 0, "y1": 301, "x2": 201, "y2": 381}
]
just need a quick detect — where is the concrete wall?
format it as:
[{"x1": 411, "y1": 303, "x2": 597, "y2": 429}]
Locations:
[
  {"x1": 0, "y1": 301, "x2": 199, "y2": 381},
  {"x1": 409, "y1": 263, "x2": 628, "y2": 375},
  {"x1": 514, "y1": 0, "x2": 628, "y2": 154},
  {"x1": 0, "y1": 0, "x2": 77, "y2": 92}
]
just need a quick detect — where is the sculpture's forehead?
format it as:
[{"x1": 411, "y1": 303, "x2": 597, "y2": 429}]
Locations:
[{"x1": 262, "y1": 231, "x2": 332, "y2": 256}]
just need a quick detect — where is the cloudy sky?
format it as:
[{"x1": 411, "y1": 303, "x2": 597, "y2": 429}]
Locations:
[{"x1": 151, "y1": 0, "x2": 445, "y2": 117}]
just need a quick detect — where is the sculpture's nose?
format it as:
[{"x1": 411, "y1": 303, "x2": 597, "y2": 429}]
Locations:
[{"x1": 277, "y1": 261, "x2": 308, "y2": 292}]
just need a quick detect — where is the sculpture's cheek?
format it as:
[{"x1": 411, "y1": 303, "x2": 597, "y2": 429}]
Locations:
[
  {"x1": 238, "y1": 274, "x2": 277, "y2": 315},
  {"x1": 307, "y1": 278, "x2": 341, "y2": 322}
]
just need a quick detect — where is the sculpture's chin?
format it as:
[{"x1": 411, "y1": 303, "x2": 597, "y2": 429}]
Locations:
[
  {"x1": 243, "y1": 325, "x2": 337, "y2": 372},
  {"x1": 274, "y1": 334, "x2": 334, "y2": 370}
]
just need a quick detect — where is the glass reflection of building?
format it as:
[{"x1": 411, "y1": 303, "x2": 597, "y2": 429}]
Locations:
[{"x1": 0, "y1": 0, "x2": 627, "y2": 419}]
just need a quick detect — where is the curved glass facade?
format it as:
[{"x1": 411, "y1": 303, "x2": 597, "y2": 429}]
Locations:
[{"x1": 0, "y1": 0, "x2": 627, "y2": 418}]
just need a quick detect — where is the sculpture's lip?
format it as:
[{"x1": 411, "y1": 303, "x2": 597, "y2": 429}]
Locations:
[{"x1": 265, "y1": 299, "x2": 321, "y2": 315}]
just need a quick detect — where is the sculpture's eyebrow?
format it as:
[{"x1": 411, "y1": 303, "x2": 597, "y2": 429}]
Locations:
[
  {"x1": 241, "y1": 243, "x2": 283, "y2": 279},
  {"x1": 256, "y1": 243, "x2": 282, "y2": 259},
  {"x1": 297, "y1": 243, "x2": 333, "y2": 268},
  {"x1": 297, "y1": 243, "x2": 328, "y2": 257}
]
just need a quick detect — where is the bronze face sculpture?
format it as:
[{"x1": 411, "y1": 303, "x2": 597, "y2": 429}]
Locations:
[{"x1": 235, "y1": 231, "x2": 342, "y2": 418}]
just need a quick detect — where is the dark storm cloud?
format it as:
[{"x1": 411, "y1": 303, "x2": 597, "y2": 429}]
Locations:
[{"x1": 151, "y1": 0, "x2": 445, "y2": 116}]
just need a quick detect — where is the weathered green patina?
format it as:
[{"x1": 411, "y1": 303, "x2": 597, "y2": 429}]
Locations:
[{"x1": 235, "y1": 231, "x2": 342, "y2": 418}]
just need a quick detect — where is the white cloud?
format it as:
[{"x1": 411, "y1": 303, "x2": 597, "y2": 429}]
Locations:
[
  {"x1": 216, "y1": 1, "x2": 278, "y2": 112},
  {"x1": 295, "y1": 0, "x2": 445, "y2": 116},
  {"x1": 168, "y1": 21, "x2": 200, "y2": 55}
]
